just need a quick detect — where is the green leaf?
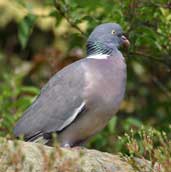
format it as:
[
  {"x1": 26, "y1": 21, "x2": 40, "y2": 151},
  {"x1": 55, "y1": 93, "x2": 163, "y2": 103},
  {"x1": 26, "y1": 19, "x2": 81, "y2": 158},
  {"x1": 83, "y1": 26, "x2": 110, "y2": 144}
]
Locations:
[
  {"x1": 123, "y1": 118, "x2": 143, "y2": 131},
  {"x1": 21, "y1": 86, "x2": 40, "y2": 94},
  {"x1": 18, "y1": 13, "x2": 37, "y2": 48},
  {"x1": 49, "y1": 10, "x2": 62, "y2": 26},
  {"x1": 107, "y1": 116, "x2": 117, "y2": 134},
  {"x1": 13, "y1": 97, "x2": 33, "y2": 110}
]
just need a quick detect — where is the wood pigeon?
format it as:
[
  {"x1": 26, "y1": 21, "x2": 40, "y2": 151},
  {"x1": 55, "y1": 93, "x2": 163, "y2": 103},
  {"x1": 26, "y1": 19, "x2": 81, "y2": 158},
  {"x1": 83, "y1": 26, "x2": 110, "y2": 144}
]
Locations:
[{"x1": 13, "y1": 23, "x2": 130, "y2": 147}]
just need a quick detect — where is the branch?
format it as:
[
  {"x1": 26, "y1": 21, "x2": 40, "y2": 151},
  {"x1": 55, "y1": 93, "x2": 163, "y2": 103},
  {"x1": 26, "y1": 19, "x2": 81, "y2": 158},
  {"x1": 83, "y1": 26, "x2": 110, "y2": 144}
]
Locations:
[
  {"x1": 152, "y1": 76, "x2": 171, "y2": 99},
  {"x1": 54, "y1": 0, "x2": 86, "y2": 38},
  {"x1": 128, "y1": 51, "x2": 171, "y2": 68},
  {"x1": 128, "y1": 50, "x2": 171, "y2": 98}
]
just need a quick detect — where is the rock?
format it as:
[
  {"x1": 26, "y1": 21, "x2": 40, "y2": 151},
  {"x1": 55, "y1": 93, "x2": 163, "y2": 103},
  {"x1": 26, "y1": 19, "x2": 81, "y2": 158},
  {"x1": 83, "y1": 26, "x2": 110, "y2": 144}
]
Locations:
[{"x1": 0, "y1": 138, "x2": 156, "y2": 172}]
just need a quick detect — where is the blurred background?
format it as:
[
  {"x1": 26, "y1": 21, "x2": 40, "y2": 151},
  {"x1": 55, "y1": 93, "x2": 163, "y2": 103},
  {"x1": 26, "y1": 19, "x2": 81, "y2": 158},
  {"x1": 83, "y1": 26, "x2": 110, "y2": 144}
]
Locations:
[{"x1": 0, "y1": 0, "x2": 171, "y2": 154}]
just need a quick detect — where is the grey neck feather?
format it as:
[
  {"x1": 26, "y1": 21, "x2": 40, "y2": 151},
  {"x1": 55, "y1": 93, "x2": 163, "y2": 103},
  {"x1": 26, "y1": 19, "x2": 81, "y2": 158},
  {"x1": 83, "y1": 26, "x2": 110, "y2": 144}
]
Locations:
[{"x1": 86, "y1": 41, "x2": 118, "y2": 56}]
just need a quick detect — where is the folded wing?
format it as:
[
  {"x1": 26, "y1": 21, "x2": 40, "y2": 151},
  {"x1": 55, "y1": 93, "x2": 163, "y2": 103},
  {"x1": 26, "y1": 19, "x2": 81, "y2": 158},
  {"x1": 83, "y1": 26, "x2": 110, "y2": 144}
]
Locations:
[{"x1": 13, "y1": 60, "x2": 86, "y2": 140}]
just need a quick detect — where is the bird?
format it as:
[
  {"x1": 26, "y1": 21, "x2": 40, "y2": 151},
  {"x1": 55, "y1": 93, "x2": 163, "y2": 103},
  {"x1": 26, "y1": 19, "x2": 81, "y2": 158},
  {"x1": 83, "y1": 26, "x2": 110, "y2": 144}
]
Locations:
[{"x1": 13, "y1": 23, "x2": 130, "y2": 147}]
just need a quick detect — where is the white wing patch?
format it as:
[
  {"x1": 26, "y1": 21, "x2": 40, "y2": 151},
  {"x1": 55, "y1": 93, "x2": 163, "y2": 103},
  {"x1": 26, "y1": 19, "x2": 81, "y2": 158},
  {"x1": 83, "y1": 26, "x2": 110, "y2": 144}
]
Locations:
[
  {"x1": 58, "y1": 102, "x2": 86, "y2": 131},
  {"x1": 87, "y1": 54, "x2": 109, "y2": 60}
]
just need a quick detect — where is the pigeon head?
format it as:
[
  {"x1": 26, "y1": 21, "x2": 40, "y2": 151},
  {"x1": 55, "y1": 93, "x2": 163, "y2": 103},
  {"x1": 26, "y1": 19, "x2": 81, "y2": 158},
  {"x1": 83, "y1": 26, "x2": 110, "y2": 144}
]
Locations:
[{"x1": 87, "y1": 23, "x2": 130, "y2": 55}]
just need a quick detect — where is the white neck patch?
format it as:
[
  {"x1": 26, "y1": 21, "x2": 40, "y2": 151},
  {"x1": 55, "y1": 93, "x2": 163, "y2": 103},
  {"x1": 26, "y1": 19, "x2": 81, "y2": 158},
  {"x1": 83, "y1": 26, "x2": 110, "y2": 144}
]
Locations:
[{"x1": 87, "y1": 54, "x2": 109, "y2": 60}]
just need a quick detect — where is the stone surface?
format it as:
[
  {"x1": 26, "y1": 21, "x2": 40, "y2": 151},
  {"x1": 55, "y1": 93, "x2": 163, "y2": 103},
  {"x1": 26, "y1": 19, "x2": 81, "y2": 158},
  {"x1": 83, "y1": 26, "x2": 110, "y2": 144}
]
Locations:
[{"x1": 0, "y1": 138, "x2": 155, "y2": 172}]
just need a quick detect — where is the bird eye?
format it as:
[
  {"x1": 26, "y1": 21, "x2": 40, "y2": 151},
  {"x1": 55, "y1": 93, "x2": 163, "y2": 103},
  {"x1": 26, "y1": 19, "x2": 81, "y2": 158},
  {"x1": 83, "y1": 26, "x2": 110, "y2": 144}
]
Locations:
[{"x1": 111, "y1": 30, "x2": 116, "y2": 35}]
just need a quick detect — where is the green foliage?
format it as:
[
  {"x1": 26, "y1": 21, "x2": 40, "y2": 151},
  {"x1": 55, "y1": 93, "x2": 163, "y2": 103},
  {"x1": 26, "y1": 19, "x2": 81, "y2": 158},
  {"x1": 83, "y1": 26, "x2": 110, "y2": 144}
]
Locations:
[
  {"x1": 0, "y1": 75, "x2": 39, "y2": 137},
  {"x1": 18, "y1": 13, "x2": 37, "y2": 49},
  {"x1": 122, "y1": 127, "x2": 171, "y2": 171},
  {"x1": 0, "y1": 53, "x2": 39, "y2": 137}
]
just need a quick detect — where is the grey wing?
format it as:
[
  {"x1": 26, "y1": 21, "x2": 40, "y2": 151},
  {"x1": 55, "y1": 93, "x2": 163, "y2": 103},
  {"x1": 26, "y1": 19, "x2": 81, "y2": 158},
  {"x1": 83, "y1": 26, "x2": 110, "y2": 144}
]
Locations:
[{"x1": 13, "y1": 60, "x2": 86, "y2": 140}]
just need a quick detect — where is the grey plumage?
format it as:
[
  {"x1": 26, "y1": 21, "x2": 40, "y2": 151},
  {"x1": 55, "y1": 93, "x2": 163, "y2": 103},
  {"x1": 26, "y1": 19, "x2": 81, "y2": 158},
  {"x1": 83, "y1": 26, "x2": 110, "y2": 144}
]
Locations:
[
  {"x1": 14, "y1": 23, "x2": 129, "y2": 147},
  {"x1": 14, "y1": 61, "x2": 86, "y2": 142}
]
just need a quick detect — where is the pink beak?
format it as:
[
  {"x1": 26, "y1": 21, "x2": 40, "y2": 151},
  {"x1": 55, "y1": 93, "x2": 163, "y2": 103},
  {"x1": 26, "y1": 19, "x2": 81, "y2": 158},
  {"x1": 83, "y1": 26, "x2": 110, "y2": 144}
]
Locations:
[{"x1": 121, "y1": 35, "x2": 130, "y2": 48}]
